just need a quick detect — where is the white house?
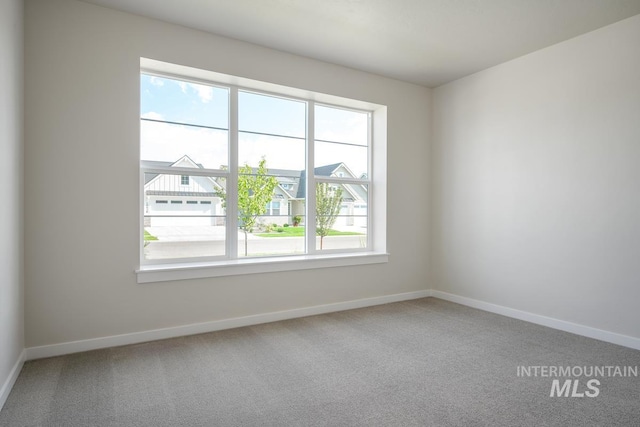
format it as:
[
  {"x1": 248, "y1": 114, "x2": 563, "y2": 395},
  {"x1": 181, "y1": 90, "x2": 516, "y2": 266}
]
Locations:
[
  {"x1": 144, "y1": 155, "x2": 225, "y2": 226},
  {"x1": 144, "y1": 157, "x2": 368, "y2": 229}
]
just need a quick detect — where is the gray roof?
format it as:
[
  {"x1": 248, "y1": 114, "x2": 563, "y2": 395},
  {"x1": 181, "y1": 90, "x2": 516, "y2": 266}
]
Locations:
[
  {"x1": 313, "y1": 163, "x2": 342, "y2": 177},
  {"x1": 143, "y1": 161, "x2": 173, "y2": 184},
  {"x1": 296, "y1": 163, "x2": 342, "y2": 198},
  {"x1": 146, "y1": 190, "x2": 219, "y2": 197}
]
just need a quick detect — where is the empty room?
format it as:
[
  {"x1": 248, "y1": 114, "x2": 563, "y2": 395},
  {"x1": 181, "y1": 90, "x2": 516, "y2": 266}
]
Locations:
[{"x1": 1, "y1": 0, "x2": 639, "y2": 425}]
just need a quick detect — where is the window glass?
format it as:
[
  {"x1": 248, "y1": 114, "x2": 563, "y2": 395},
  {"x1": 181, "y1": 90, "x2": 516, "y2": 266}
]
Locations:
[
  {"x1": 141, "y1": 74, "x2": 228, "y2": 128},
  {"x1": 140, "y1": 68, "x2": 377, "y2": 270},
  {"x1": 141, "y1": 74, "x2": 229, "y2": 170},
  {"x1": 315, "y1": 105, "x2": 368, "y2": 178},
  {"x1": 316, "y1": 182, "x2": 368, "y2": 251},
  {"x1": 143, "y1": 172, "x2": 226, "y2": 261},
  {"x1": 235, "y1": 92, "x2": 307, "y2": 257}
]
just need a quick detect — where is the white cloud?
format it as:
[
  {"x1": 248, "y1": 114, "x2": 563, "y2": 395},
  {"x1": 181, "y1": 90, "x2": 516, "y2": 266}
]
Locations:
[
  {"x1": 315, "y1": 115, "x2": 368, "y2": 146},
  {"x1": 149, "y1": 76, "x2": 164, "y2": 87},
  {"x1": 141, "y1": 111, "x2": 164, "y2": 120},
  {"x1": 141, "y1": 121, "x2": 228, "y2": 169},
  {"x1": 239, "y1": 134, "x2": 305, "y2": 171},
  {"x1": 189, "y1": 83, "x2": 214, "y2": 103},
  {"x1": 174, "y1": 81, "x2": 212, "y2": 103}
]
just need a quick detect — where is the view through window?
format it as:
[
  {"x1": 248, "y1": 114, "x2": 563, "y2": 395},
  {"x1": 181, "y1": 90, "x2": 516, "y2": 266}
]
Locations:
[{"x1": 141, "y1": 72, "x2": 371, "y2": 265}]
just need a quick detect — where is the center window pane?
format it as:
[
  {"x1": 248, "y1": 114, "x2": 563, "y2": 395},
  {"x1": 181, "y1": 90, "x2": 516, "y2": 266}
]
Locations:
[
  {"x1": 239, "y1": 91, "x2": 306, "y2": 138},
  {"x1": 237, "y1": 91, "x2": 307, "y2": 257}
]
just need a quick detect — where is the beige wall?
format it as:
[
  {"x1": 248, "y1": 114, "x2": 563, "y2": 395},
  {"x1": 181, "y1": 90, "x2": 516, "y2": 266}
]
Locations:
[
  {"x1": 24, "y1": 0, "x2": 431, "y2": 347},
  {"x1": 432, "y1": 15, "x2": 640, "y2": 338},
  {"x1": 24, "y1": 0, "x2": 638, "y2": 352},
  {"x1": 0, "y1": 0, "x2": 24, "y2": 399}
]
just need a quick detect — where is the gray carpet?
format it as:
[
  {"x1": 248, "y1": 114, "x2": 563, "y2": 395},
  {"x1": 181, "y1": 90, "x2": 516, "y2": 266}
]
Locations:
[{"x1": 1, "y1": 298, "x2": 639, "y2": 426}]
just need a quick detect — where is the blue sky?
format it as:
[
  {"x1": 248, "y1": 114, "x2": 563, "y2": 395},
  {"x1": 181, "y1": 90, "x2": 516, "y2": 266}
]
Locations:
[{"x1": 141, "y1": 74, "x2": 368, "y2": 176}]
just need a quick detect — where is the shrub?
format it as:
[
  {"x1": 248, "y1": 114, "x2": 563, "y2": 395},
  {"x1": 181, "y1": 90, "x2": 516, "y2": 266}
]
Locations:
[
  {"x1": 283, "y1": 223, "x2": 289, "y2": 227},
  {"x1": 277, "y1": 228, "x2": 284, "y2": 233}
]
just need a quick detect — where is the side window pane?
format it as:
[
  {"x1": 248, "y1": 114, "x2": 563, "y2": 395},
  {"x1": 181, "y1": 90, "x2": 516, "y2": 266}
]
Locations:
[
  {"x1": 143, "y1": 173, "x2": 226, "y2": 260},
  {"x1": 316, "y1": 182, "x2": 368, "y2": 251},
  {"x1": 314, "y1": 141, "x2": 367, "y2": 179},
  {"x1": 141, "y1": 74, "x2": 229, "y2": 170},
  {"x1": 314, "y1": 105, "x2": 368, "y2": 178},
  {"x1": 141, "y1": 74, "x2": 228, "y2": 128},
  {"x1": 315, "y1": 105, "x2": 368, "y2": 146},
  {"x1": 141, "y1": 73, "x2": 230, "y2": 263}
]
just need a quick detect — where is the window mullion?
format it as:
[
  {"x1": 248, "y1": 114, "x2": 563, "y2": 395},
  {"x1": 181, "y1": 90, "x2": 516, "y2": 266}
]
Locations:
[
  {"x1": 227, "y1": 86, "x2": 239, "y2": 259},
  {"x1": 367, "y1": 112, "x2": 373, "y2": 250},
  {"x1": 306, "y1": 101, "x2": 316, "y2": 255},
  {"x1": 139, "y1": 167, "x2": 145, "y2": 265}
]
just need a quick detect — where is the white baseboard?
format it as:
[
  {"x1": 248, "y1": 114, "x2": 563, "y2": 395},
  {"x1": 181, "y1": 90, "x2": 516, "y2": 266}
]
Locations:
[
  {"x1": 0, "y1": 349, "x2": 25, "y2": 412},
  {"x1": 432, "y1": 290, "x2": 640, "y2": 351},
  {"x1": 21, "y1": 288, "x2": 640, "y2": 362},
  {"x1": 26, "y1": 290, "x2": 431, "y2": 360}
]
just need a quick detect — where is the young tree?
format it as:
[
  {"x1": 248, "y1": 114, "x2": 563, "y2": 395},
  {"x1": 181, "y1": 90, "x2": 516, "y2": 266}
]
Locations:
[
  {"x1": 316, "y1": 183, "x2": 343, "y2": 250},
  {"x1": 217, "y1": 158, "x2": 278, "y2": 256}
]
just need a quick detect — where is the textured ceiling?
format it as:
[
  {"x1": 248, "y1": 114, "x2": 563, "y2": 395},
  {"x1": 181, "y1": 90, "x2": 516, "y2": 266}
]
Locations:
[{"x1": 81, "y1": 0, "x2": 640, "y2": 87}]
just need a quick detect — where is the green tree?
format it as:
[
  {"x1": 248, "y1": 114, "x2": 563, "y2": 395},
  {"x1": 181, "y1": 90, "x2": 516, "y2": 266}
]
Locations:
[
  {"x1": 217, "y1": 158, "x2": 278, "y2": 256},
  {"x1": 316, "y1": 183, "x2": 343, "y2": 250}
]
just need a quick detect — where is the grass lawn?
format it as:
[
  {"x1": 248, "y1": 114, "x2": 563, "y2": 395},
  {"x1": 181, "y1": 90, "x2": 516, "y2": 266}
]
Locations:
[
  {"x1": 144, "y1": 230, "x2": 158, "y2": 241},
  {"x1": 257, "y1": 227, "x2": 363, "y2": 238}
]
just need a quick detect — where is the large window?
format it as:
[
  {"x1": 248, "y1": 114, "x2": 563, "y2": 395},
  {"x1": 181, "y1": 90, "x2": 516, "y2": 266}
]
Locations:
[{"x1": 138, "y1": 59, "x2": 386, "y2": 282}]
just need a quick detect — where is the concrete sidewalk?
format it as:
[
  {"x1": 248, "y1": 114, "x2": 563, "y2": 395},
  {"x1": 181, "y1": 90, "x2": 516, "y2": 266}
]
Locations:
[{"x1": 146, "y1": 225, "x2": 366, "y2": 242}]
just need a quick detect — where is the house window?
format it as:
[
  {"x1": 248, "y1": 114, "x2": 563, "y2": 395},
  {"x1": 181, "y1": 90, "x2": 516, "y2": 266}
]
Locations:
[
  {"x1": 265, "y1": 201, "x2": 281, "y2": 216},
  {"x1": 139, "y1": 59, "x2": 387, "y2": 282}
]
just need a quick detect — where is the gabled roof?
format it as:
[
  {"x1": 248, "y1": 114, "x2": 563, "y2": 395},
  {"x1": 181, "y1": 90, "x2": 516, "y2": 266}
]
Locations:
[
  {"x1": 143, "y1": 161, "x2": 173, "y2": 184},
  {"x1": 296, "y1": 163, "x2": 345, "y2": 198},
  {"x1": 144, "y1": 155, "x2": 224, "y2": 192},
  {"x1": 143, "y1": 155, "x2": 206, "y2": 184},
  {"x1": 313, "y1": 163, "x2": 343, "y2": 177}
]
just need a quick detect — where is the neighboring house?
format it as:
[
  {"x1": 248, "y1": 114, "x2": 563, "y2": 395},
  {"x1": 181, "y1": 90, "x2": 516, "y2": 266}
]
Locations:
[
  {"x1": 144, "y1": 156, "x2": 367, "y2": 228},
  {"x1": 143, "y1": 155, "x2": 225, "y2": 227},
  {"x1": 292, "y1": 163, "x2": 368, "y2": 228}
]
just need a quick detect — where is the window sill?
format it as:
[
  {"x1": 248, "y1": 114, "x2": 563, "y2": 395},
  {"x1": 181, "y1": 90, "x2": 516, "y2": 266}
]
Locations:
[{"x1": 136, "y1": 252, "x2": 389, "y2": 283}]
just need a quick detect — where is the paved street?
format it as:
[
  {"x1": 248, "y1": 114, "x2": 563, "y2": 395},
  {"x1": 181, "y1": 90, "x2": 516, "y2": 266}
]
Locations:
[{"x1": 144, "y1": 226, "x2": 367, "y2": 259}]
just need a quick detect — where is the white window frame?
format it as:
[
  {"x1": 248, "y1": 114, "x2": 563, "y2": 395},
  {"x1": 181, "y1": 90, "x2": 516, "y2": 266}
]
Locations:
[{"x1": 137, "y1": 58, "x2": 387, "y2": 283}]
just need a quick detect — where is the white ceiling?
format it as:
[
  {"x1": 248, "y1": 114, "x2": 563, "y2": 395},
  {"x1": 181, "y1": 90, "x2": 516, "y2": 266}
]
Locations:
[{"x1": 81, "y1": 0, "x2": 640, "y2": 87}]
